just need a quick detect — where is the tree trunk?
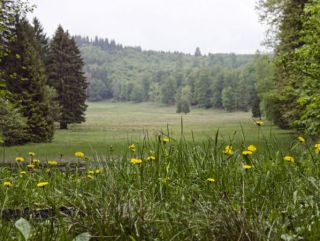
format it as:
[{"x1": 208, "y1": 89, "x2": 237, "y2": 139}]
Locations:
[{"x1": 60, "y1": 122, "x2": 68, "y2": 129}]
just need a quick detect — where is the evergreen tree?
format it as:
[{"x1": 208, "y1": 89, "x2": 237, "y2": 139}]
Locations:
[
  {"x1": 32, "y1": 17, "x2": 49, "y2": 66},
  {"x1": 194, "y1": 47, "x2": 202, "y2": 57},
  {"x1": 0, "y1": 104, "x2": 28, "y2": 145},
  {"x1": 0, "y1": 0, "x2": 16, "y2": 101},
  {"x1": 47, "y1": 26, "x2": 88, "y2": 129},
  {"x1": 3, "y1": 19, "x2": 55, "y2": 143}
]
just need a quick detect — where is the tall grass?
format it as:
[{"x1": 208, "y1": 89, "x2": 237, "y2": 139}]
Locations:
[{"x1": 0, "y1": 129, "x2": 319, "y2": 240}]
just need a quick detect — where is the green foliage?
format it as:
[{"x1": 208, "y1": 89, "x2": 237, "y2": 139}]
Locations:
[
  {"x1": 257, "y1": 0, "x2": 319, "y2": 133},
  {"x1": 221, "y1": 86, "x2": 235, "y2": 112},
  {"x1": 15, "y1": 218, "x2": 32, "y2": 241},
  {"x1": 3, "y1": 19, "x2": 55, "y2": 143},
  {"x1": 75, "y1": 36, "x2": 257, "y2": 110},
  {"x1": 48, "y1": 26, "x2": 88, "y2": 129},
  {"x1": 291, "y1": 0, "x2": 320, "y2": 135},
  {"x1": 0, "y1": 104, "x2": 28, "y2": 146}
]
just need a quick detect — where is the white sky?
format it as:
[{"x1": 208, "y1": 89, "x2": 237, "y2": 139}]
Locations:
[{"x1": 28, "y1": 0, "x2": 266, "y2": 54}]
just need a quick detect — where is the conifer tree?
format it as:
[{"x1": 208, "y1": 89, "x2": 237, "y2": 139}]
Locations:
[
  {"x1": 3, "y1": 19, "x2": 55, "y2": 143},
  {"x1": 47, "y1": 26, "x2": 88, "y2": 129}
]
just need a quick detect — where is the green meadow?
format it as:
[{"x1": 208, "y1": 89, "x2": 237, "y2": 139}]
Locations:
[
  {"x1": 1, "y1": 102, "x2": 320, "y2": 240},
  {"x1": 1, "y1": 102, "x2": 292, "y2": 161}
]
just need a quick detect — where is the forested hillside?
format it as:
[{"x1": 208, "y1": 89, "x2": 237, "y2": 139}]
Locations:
[{"x1": 74, "y1": 36, "x2": 265, "y2": 114}]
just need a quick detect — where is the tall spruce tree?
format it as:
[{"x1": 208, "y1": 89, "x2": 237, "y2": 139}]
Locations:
[
  {"x1": 47, "y1": 26, "x2": 88, "y2": 129},
  {"x1": 3, "y1": 19, "x2": 55, "y2": 143}
]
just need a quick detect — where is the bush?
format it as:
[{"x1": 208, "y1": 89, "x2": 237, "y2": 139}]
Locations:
[{"x1": 0, "y1": 104, "x2": 28, "y2": 146}]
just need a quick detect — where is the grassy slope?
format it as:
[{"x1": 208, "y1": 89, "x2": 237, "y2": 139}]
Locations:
[{"x1": 1, "y1": 102, "x2": 292, "y2": 161}]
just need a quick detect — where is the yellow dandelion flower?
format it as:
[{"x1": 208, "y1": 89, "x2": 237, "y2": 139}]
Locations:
[
  {"x1": 47, "y1": 160, "x2": 58, "y2": 166},
  {"x1": 162, "y1": 137, "x2": 170, "y2": 143},
  {"x1": 27, "y1": 164, "x2": 35, "y2": 169},
  {"x1": 15, "y1": 157, "x2": 25, "y2": 162},
  {"x1": 255, "y1": 120, "x2": 264, "y2": 126},
  {"x1": 247, "y1": 145, "x2": 257, "y2": 152},
  {"x1": 315, "y1": 144, "x2": 320, "y2": 154},
  {"x1": 3, "y1": 181, "x2": 12, "y2": 188},
  {"x1": 28, "y1": 152, "x2": 35, "y2": 156},
  {"x1": 32, "y1": 159, "x2": 40, "y2": 164},
  {"x1": 130, "y1": 158, "x2": 142, "y2": 165},
  {"x1": 37, "y1": 182, "x2": 48, "y2": 188},
  {"x1": 87, "y1": 170, "x2": 94, "y2": 175},
  {"x1": 87, "y1": 174, "x2": 94, "y2": 180},
  {"x1": 223, "y1": 145, "x2": 233, "y2": 155},
  {"x1": 128, "y1": 144, "x2": 136, "y2": 152},
  {"x1": 146, "y1": 155, "x2": 156, "y2": 161},
  {"x1": 206, "y1": 178, "x2": 215, "y2": 183},
  {"x1": 95, "y1": 168, "x2": 103, "y2": 174},
  {"x1": 20, "y1": 171, "x2": 27, "y2": 176},
  {"x1": 283, "y1": 155, "x2": 294, "y2": 162},
  {"x1": 74, "y1": 152, "x2": 84, "y2": 158},
  {"x1": 298, "y1": 136, "x2": 305, "y2": 143},
  {"x1": 243, "y1": 164, "x2": 253, "y2": 170},
  {"x1": 242, "y1": 150, "x2": 253, "y2": 156}
]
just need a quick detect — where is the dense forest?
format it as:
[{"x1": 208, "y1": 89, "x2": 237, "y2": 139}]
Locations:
[
  {"x1": 74, "y1": 36, "x2": 268, "y2": 115},
  {"x1": 0, "y1": 1, "x2": 88, "y2": 145}
]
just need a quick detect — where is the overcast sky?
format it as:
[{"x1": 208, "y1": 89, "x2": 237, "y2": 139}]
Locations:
[{"x1": 28, "y1": 0, "x2": 266, "y2": 54}]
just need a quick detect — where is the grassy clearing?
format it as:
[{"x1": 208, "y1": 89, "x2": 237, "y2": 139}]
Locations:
[
  {"x1": 0, "y1": 102, "x2": 319, "y2": 240},
  {"x1": 0, "y1": 131, "x2": 319, "y2": 240},
  {"x1": 1, "y1": 102, "x2": 291, "y2": 161}
]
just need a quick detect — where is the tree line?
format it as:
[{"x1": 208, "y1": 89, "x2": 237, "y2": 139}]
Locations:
[
  {"x1": 256, "y1": 0, "x2": 320, "y2": 136},
  {"x1": 0, "y1": 0, "x2": 88, "y2": 146},
  {"x1": 75, "y1": 36, "x2": 266, "y2": 115}
]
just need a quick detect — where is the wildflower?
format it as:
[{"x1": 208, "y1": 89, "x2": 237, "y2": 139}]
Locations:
[
  {"x1": 95, "y1": 168, "x2": 103, "y2": 174},
  {"x1": 146, "y1": 155, "x2": 156, "y2": 161},
  {"x1": 27, "y1": 164, "x2": 35, "y2": 169},
  {"x1": 87, "y1": 170, "x2": 94, "y2": 175},
  {"x1": 298, "y1": 136, "x2": 305, "y2": 143},
  {"x1": 206, "y1": 178, "x2": 215, "y2": 183},
  {"x1": 15, "y1": 157, "x2": 25, "y2": 162},
  {"x1": 243, "y1": 164, "x2": 253, "y2": 170},
  {"x1": 130, "y1": 158, "x2": 142, "y2": 165},
  {"x1": 315, "y1": 144, "x2": 320, "y2": 154},
  {"x1": 87, "y1": 175, "x2": 94, "y2": 180},
  {"x1": 162, "y1": 137, "x2": 170, "y2": 144},
  {"x1": 37, "y1": 182, "x2": 48, "y2": 188},
  {"x1": 74, "y1": 152, "x2": 84, "y2": 158},
  {"x1": 223, "y1": 145, "x2": 233, "y2": 155},
  {"x1": 47, "y1": 160, "x2": 58, "y2": 166},
  {"x1": 247, "y1": 145, "x2": 257, "y2": 152},
  {"x1": 284, "y1": 155, "x2": 294, "y2": 162},
  {"x1": 255, "y1": 120, "x2": 264, "y2": 126},
  {"x1": 28, "y1": 152, "x2": 35, "y2": 156},
  {"x1": 20, "y1": 171, "x2": 27, "y2": 176},
  {"x1": 242, "y1": 150, "x2": 253, "y2": 156},
  {"x1": 3, "y1": 181, "x2": 12, "y2": 188},
  {"x1": 32, "y1": 159, "x2": 40, "y2": 164},
  {"x1": 128, "y1": 144, "x2": 136, "y2": 152}
]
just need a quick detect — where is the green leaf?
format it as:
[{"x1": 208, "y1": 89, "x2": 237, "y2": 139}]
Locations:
[
  {"x1": 73, "y1": 232, "x2": 91, "y2": 241},
  {"x1": 15, "y1": 218, "x2": 32, "y2": 241}
]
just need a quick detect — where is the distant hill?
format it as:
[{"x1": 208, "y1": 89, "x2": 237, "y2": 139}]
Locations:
[{"x1": 74, "y1": 36, "x2": 258, "y2": 113}]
